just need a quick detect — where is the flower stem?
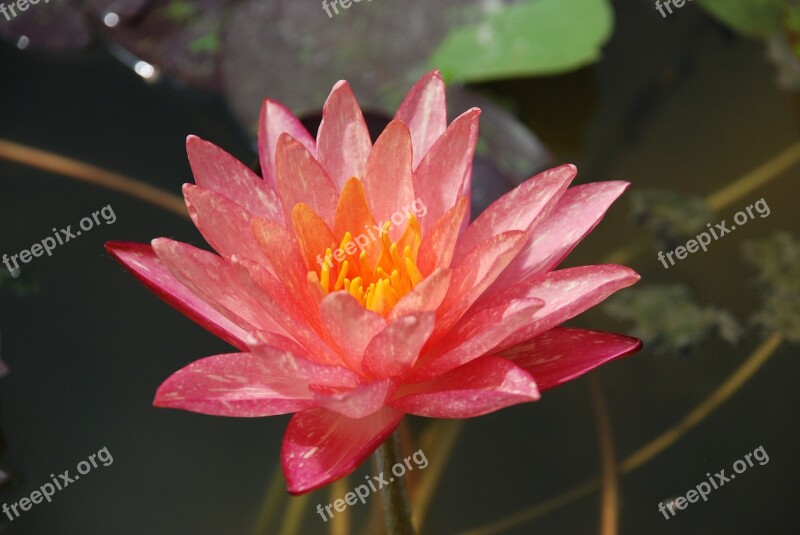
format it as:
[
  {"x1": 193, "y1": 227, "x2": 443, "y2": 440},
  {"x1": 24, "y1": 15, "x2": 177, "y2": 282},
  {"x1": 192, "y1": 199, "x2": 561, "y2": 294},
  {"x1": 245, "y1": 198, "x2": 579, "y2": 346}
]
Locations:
[{"x1": 375, "y1": 431, "x2": 416, "y2": 535}]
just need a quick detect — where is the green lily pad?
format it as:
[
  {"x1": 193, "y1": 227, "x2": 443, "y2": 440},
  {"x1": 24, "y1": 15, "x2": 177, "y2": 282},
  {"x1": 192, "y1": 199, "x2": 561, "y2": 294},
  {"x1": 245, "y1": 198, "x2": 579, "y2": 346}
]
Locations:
[{"x1": 430, "y1": 0, "x2": 614, "y2": 82}]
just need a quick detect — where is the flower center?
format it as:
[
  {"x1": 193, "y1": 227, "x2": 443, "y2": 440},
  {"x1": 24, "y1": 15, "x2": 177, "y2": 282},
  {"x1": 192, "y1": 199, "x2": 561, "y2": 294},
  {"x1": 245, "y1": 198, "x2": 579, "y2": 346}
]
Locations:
[{"x1": 314, "y1": 215, "x2": 423, "y2": 316}]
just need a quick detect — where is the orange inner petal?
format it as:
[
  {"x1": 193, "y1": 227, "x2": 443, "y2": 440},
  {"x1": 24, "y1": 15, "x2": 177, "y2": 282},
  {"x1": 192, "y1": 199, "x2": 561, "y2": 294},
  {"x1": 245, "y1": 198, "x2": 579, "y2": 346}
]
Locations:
[{"x1": 300, "y1": 178, "x2": 423, "y2": 317}]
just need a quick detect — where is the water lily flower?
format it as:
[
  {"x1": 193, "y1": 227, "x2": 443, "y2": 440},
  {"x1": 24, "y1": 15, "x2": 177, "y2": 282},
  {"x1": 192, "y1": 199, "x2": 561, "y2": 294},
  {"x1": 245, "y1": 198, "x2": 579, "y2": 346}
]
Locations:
[{"x1": 106, "y1": 70, "x2": 641, "y2": 494}]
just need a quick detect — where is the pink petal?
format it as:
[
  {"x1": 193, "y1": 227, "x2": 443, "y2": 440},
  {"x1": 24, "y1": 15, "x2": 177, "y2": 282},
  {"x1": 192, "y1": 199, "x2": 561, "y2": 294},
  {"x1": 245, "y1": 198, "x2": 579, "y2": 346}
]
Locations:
[
  {"x1": 274, "y1": 134, "x2": 339, "y2": 227},
  {"x1": 363, "y1": 120, "x2": 415, "y2": 236},
  {"x1": 233, "y1": 256, "x2": 337, "y2": 366},
  {"x1": 314, "y1": 378, "x2": 398, "y2": 419},
  {"x1": 151, "y1": 238, "x2": 285, "y2": 336},
  {"x1": 249, "y1": 345, "x2": 359, "y2": 389},
  {"x1": 153, "y1": 347, "x2": 358, "y2": 417},
  {"x1": 435, "y1": 231, "x2": 528, "y2": 337},
  {"x1": 490, "y1": 181, "x2": 630, "y2": 294},
  {"x1": 390, "y1": 357, "x2": 539, "y2": 418},
  {"x1": 417, "y1": 197, "x2": 468, "y2": 276},
  {"x1": 105, "y1": 241, "x2": 249, "y2": 350},
  {"x1": 388, "y1": 267, "x2": 451, "y2": 321},
  {"x1": 394, "y1": 70, "x2": 447, "y2": 169},
  {"x1": 316, "y1": 81, "x2": 372, "y2": 190},
  {"x1": 411, "y1": 298, "x2": 543, "y2": 381},
  {"x1": 282, "y1": 406, "x2": 403, "y2": 494},
  {"x1": 291, "y1": 203, "x2": 337, "y2": 272},
  {"x1": 250, "y1": 217, "x2": 313, "y2": 304},
  {"x1": 454, "y1": 164, "x2": 576, "y2": 262},
  {"x1": 183, "y1": 184, "x2": 267, "y2": 265},
  {"x1": 258, "y1": 99, "x2": 316, "y2": 189},
  {"x1": 154, "y1": 352, "x2": 314, "y2": 417},
  {"x1": 493, "y1": 265, "x2": 641, "y2": 351},
  {"x1": 186, "y1": 135, "x2": 283, "y2": 221},
  {"x1": 320, "y1": 292, "x2": 387, "y2": 373},
  {"x1": 413, "y1": 108, "x2": 480, "y2": 232},
  {"x1": 246, "y1": 330, "x2": 315, "y2": 361},
  {"x1": 498, "y1": 327, "x2": 642, "y2": 391},
  {"x1": 362, "y1": 312, "x2": 435, "y2": 378}
]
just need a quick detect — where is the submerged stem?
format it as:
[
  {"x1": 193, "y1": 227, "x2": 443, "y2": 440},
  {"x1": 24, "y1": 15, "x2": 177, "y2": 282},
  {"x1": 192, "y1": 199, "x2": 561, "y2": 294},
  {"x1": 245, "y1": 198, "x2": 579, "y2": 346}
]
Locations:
[
  {"x1": 375, "y1": 432, "x2": 416, "y2": 535},
  {"x1": 588, "y1": 374, "x2": 619, "y2": 535},
  {"x1": 0, "y1": 139, "x2": 187, "y2": 218},
  {"x1": 457, "y1": 333, "x2": 784, "y2": 535}
]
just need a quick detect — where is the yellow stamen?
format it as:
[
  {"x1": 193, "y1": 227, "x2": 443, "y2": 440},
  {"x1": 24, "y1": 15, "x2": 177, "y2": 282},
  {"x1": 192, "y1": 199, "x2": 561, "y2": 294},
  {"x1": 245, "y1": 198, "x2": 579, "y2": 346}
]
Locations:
[
  {"x1": 339, "y1": 232, "x2": 353, "y2": 257},
  {"x1": 334, "y1": 260, "x2": 349, "y2": 291},
  {"x1": 405, "y1": 257, "x2": 423, "y2": 286},
  {"x1": 359, "y1": 251, "x2": 371, "y2": 278},
  {"x1": 390, "y1": 242, "x2": 405, "y2": 274},
  {"x1": 349, "y1": 277, "x2": 364, "y2": 303},
  {"x1": 409, "y1": 214, "x2": 420, "y2": 238},
  {"x1": 365, "y1": 282, "x2": 377, "y2": 309},
  {"x1": 307, "y1": 195, "x2": 425, "y2": 316},
  {"x1": 320, "y1": 263, "x2": 330, "y2": 292}
]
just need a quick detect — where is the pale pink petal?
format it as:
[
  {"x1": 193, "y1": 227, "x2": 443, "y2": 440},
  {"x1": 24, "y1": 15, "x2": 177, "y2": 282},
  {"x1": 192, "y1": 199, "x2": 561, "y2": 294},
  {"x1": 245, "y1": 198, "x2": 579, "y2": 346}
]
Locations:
[
  {"x1": 498, "y1": 327, "x2": 642, "y2": 391},
  {"x1": 413, "y1": 109, "x2": 480, "y2": 232},
  {"x1": 435, "y1": 231, "x2": 528, "y2": 337},
  {"x1": 258, "y1": 99, "x2": 316, "y2": 189},
  {"x1": 314, "y1": 378, "x2": 398, "y2": 419},
  {"x1": 454, "y1": 164, "x2": 576, "y2": 262},
  {"x1": 394, "y1": 70, "x2": 447, "y2": 169},
  {"x1": 391, "y1": 357, "x2": 539, "y2": 418},
  {"x1": 363, "y1": 120, "x2": 415, "y2": 236},
  {"x1": 282, "y1": 407, "x2": 403, "y2": 494},
  {"x1": 246, "y1": 330, "x2": 315, "y2": 360},
  {"x1": 388, "y1": 268, "x2": 451, "y2": 321},
  {"x1": 493, "y1": 265, "x2": 641, "y2": 351},
  {"x1": 362, "y1": 312, "x2": 435, "y2": 378},
  {"x1": 233, "y1": 256, "x2": 338, "y2": 365},
  {"x1": 105, "y1": 241, "x2": 249, "y2": 350},
  {"x1": 251, "y1": 217, "x2": 314, "y2": 305},
  {"x1": 250, "y1": 345, "x2": 359, "y2": 389},
  {"x1": 320, "y1": 292, "x2": 387, "y2": 373},
  {"x1": 154, "y1": 352, "x2": 314, "y2": 417},
  {"x1": 457, "y1": 178, "x2": 472, "y2": 236},
  {"x1": 183, "y1": 184, "x2": 267, "y2": 265},
  {"x1": 412, "y1": 298, "x2": 543, "y2": 380},
  {"x1": 153, "y1": 347, "x2": 358, "y2": 417},
  {"x1": 490, "y1": 181, "x2": 630, "y2": 294},
  {"x1": 186, "y1": 135, "x2": 283, "y2": 221},
  {"x1": 151, "y1": 238, "x2": 285, "y2": 336},
  {"x1": 274, "y1": 134, "x2": 339, "y2": 226},
  {"x1": 417, "y1": 197, "x2": 468, "y2": 276},
  {"x1": 316, "y1": 81, "x2": 372, "y2": 190}
]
